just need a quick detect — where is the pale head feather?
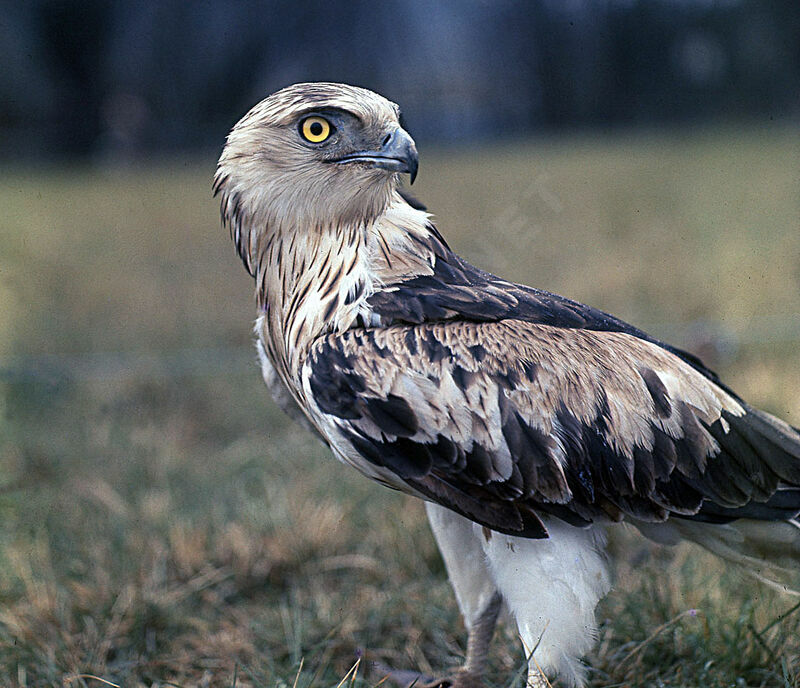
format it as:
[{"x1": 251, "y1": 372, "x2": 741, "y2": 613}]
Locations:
[{"x1": 214, "y1": 82, "x2": 404, "y2": 275}]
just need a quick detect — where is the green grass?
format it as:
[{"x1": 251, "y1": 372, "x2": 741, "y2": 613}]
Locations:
[{"x1": 1, "y1": 125, "x2": 799, "y2": 687}]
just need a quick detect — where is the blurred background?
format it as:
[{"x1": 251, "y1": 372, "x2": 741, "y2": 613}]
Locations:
[
  {"x1": 2, "y1": 1, "x2": 800, "y2": 687},
  {"x1": 2, "y1": 0, "x2": 799, "y2": 160}
]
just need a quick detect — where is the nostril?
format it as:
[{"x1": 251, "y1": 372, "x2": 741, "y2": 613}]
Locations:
[{"x1": 382, "y1": 133, "x2": 392, "y2": 146}]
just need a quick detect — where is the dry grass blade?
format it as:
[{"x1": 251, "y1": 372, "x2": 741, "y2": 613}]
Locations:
[
  {"x1": 760, "y1": 599, "x2": 800, "y2": 637},
  {"x1": 617, "y1": 609, "x2": 700, "y2": 670},
  {"x1": 62, "y1": 675, "x2": 121, "y2": 688},
  {"x1": 292, "y1": 657, "x2": 305, "y2": 688},
  {"x1": 374, "y1": 672, "x2": 392, "y2": 687},
  {"x1": 336, "y1": 657, "x2": 361, "y2": 688}
]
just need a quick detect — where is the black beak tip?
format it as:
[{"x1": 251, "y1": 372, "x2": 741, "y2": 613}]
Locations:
[
  {"x1": 409, "y1": 161, "x2": 418, "y2": 185},
  {"x1": 384, "y1": 127, "x2": 418, "y2": 184}
]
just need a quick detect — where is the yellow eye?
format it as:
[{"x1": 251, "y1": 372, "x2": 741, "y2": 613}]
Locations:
[{"x1": 300, "y1": 116, "x2": 333, "y2": 143}]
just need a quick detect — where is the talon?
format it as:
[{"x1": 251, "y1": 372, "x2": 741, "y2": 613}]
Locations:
[
  {"x1": 420, "y1": 671, "x2": 484, "y2": 688},
  {"x1": 372, "y1": 666, "x2": 482, "y2": 688},
  {"x1": 370, "y1": 662, "x2": 436, "y2": 688},
  {"x1": 419, "y1": 680, "x2": 451, "y2": 688}
]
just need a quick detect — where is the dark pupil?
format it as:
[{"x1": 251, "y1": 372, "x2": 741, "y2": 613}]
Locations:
[{"x1": 309, "y1": 121, "x2": 324, "y2": 136}]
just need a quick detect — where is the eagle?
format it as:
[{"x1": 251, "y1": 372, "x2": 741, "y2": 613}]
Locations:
[{"x1": 214, "y1": 82, "x2": 800, "y2": 688}]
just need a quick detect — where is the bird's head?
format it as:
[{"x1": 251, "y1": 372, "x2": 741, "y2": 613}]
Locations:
[{"x1": 215, "y1": 82, "x2": 418, "y2": 267}]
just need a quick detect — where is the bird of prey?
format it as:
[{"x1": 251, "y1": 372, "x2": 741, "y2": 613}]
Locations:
[{"x1": 214, "y1": 82, "x2": 800, "y2": 687}]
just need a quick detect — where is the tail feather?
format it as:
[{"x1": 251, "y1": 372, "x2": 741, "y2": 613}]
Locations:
[
  {"x1": 695, "y1": 486, "x2": 800, "y2": 522},
  {"x1": 740, "y1": 406, "x2": 800, "y2": 485},
  {"x1": 634, "y1": 517, "x2": 800, "y2": 595}
]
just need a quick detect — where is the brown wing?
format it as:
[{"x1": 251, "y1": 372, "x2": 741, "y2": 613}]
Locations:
[{"x1": 305, "y1": 320, "x2": 800, "y2": 538}]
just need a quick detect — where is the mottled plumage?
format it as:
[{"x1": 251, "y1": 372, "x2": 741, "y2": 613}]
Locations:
[
  {"x1": 307, "y1": 320, "x2": 800, "y2": 532},
  {"x1": 216, "y1": 82, "x2": 800, "y2": 688}
]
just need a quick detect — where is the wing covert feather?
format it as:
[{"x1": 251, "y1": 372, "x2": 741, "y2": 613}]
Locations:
[{"x1": 304, "y1": 320, "x2": 800, "y2": 538}]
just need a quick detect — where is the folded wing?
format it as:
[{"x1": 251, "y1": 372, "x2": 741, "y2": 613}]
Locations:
[{"x1": 304, "y1": 319, "x2": 800, "y2": 539}]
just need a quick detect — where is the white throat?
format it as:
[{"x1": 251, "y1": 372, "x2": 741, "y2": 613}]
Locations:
[{"x1": 254, "y1": 194, "x2": 436, "y2": 394}]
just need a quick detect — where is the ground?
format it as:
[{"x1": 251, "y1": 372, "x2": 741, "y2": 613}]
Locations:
[{"x1": 1, "y1": 125, "x2": 799, "y2": 687}]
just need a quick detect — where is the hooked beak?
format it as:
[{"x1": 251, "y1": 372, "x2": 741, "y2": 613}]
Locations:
[{"x1": 333, "y1": 127, "x2": 419, "y2": 184}]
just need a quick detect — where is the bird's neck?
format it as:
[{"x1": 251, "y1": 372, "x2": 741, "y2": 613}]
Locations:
[{"x1": 255, "y1": 193, "x2": 439, "y2": 388}]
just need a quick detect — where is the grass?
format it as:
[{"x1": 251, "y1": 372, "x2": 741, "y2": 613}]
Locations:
[{"x1": 1, "y1": 124, "x2": 799, "y2": 687}]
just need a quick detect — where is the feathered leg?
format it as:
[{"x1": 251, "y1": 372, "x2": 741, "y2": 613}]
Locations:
[
  {"x1": 423, "y1": 503, "x2": 502, "y2": 688},
  {"x1": 480, "y1": 516, "x2": 611, "y2": 688}
]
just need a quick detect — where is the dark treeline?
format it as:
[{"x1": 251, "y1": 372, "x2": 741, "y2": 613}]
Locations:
[{"x1": 1, "y1": 0, "x2": 798, "y2": 161}]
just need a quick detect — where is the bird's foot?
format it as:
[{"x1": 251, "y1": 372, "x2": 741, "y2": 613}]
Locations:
[
  {"x1": 418, "y1": 669, "x2": 485, "y2": 688},
  {"x1": 372, "y1": 664, "x2": 485, "y2": 688}
]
